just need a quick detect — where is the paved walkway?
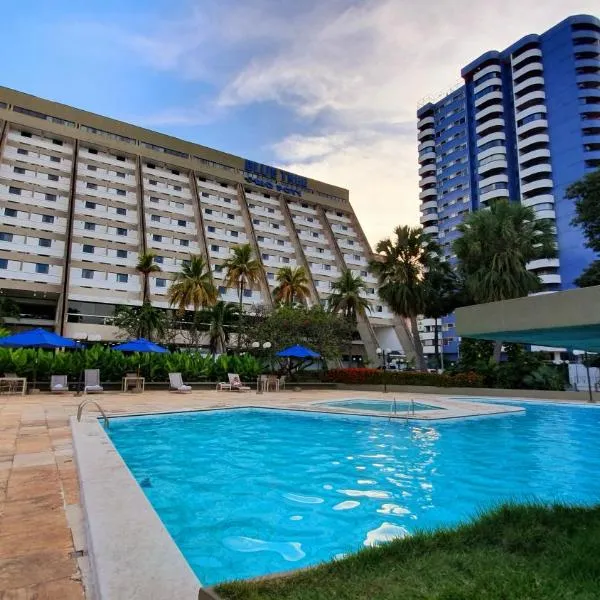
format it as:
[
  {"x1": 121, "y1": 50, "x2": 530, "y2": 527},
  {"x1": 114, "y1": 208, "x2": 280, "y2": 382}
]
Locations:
[{"x1": 0, "y1": 388, "x2": 536, "y2": 598}]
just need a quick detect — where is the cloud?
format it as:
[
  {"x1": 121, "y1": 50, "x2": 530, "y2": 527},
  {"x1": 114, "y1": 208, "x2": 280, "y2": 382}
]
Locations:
[{"x1": 67, "y1": 0, "x2": 600, "y2": 244}]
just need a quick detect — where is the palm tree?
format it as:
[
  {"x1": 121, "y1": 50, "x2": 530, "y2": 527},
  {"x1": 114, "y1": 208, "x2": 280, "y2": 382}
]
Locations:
[
  {"x1": 201, "y1": 301, "x2": 239, "y2": 355},
  {"x1": 273, "y1": 266, "x2": 311, "y2": 305},
  {"x1": 453, "y1": 199, "x2": 556, "y2": 361},
  {"x1": 136, "y1": 252, "x2": 162, "y2": 303},
  {"x1": 167, "y1": 254, "x2": 217, "y2": 315},
  {"x1": 369, "y1": 225, "x2": 440, "y2": 372},
  {"x1": 328, "y1": 269, "x2": 371, "y2": 367},
  {"x1": 113, "y1": 303, "x2": 169, "y2": 342},
  {"x1": 223, "y1": 244, "x2": 262, "y2": 311}
]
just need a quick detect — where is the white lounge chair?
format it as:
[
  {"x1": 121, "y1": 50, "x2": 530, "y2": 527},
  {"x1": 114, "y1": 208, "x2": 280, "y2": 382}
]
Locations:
[
  {"x1": 84, "y1": 369, "x2": 104, "y2": 394},
  {"x1": 50, "y1": 375, "x2": 68, "y2": 393},
  {"x1": 228, "y1": 373, "x2": 251, "y2": 392},
  {"x1": 169, "y1": 372, "x2": 192, "y2": 393}
]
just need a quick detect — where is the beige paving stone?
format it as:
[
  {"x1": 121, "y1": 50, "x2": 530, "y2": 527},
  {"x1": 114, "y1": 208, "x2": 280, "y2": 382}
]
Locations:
[{"x1": 12, "y1": 452, "x2": 55, "y2": 470}]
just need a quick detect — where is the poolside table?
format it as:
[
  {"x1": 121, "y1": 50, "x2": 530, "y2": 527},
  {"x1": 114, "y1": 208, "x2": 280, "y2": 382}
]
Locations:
[
  {"x1": 0, "y1": 377, "x2": 27, "y2": 395},
  {"x1": 122, "y1": 376, "x2": 145, "y2": 392}
]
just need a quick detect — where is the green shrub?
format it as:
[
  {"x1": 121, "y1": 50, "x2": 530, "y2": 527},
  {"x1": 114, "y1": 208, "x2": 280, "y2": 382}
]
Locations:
[{"x1": 323, "y1": 368, "x2": 484, "y2": 388}]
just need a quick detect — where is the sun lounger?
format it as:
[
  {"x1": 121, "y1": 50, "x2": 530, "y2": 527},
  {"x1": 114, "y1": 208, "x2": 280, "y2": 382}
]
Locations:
[
  {"x1": 228, "y1": 373, "x2": 251, "y2": 392},
  {"x1": 169, "y1": 372, "x2": 192, "y2": 393},
  {"x1": 50, "y1": 375, "x2": 68, "y2": 393},
  {"x1": 84, "y1": 369, "x2": 104, "y2": 394}
]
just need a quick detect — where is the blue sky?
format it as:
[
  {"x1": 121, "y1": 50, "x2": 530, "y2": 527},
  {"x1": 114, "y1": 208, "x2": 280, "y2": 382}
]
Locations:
[{"x1": 3, "y1": 0, "x2": 598, "y2": 243}]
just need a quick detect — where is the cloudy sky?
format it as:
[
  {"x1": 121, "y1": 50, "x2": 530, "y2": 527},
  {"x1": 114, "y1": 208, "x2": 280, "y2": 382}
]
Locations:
[{"x1": 3, "y1": 0, "x2": 598, "y2": 244}]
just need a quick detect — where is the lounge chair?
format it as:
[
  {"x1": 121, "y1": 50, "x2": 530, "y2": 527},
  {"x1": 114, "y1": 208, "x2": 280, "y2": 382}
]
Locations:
[
  {"x1": 216, "y1": 380, "x2": 232, "y2": 391},
  {"x1": 278, "y1": 375, "x2": 286, "y2": 391},
  {"x1": 169, "y1": 372, "x2": 192, "y2": 393},
  {"x1": 50, "y1": 375, "x2": 69, "y2": 393},
  {"x1": 84, "y1": 369, "x2": 104, "y2": 394},
  {"x1": 228, "y1": 373, "x2": 251, "y2": 392}
]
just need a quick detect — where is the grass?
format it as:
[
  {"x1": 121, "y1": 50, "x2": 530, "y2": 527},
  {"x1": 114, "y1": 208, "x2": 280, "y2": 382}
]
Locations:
[{"x1": 215, "y1": 503, "x2": 600, "y2": 600}]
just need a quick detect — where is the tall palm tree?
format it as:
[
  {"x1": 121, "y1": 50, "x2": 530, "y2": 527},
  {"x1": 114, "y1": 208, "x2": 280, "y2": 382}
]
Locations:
[
  {"x1": 328, "y1": 269, "x2": 371, "y2": 367},
  {"x1": 136, "y1": 252, "x2": 162, "y2": 303},
  {"x1": 0, "y1": 296, "x2": 19, "y2": 325},
  {"x1": 454, "y1": 199, "x2": 556, "y2": 361},
  {"x1": 369, "y1": 225, "x2": 440, "y2": 372},
  {"x1": 167, "y1": 254, "x2": 217, "y2": 315},
  {"x1": 201, "y1": 301, "x2": 239, "y2": 355},
  {"x1": 273, "y1": 266, "x2": 311, "y2": 305},
  {"x1": 223, "y1": 244, "x2": 262, "y2": 312}
]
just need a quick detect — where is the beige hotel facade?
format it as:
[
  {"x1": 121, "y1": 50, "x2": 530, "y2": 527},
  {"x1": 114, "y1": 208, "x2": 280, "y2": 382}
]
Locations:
[{"x1": 0, "y1": 86, "x2": 406, "y2": 363}]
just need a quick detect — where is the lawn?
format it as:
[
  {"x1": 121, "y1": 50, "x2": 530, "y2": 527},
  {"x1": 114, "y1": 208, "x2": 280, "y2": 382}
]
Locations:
[{"x1": 215, "y1": 504, "x2": 600, "y2": 600}]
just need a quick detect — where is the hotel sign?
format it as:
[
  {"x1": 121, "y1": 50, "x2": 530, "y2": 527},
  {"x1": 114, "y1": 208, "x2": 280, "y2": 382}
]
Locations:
[{"x1": 244, "y1": 159, "x2": 308, "y2": 197}]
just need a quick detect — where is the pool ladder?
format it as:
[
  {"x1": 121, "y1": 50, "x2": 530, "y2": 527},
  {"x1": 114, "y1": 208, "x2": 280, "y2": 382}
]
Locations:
[
  {"x1": 76, "y1": 399, "x2": 110, "y2": 429},
  {"x1": 389, "y1": 398, "x2": 416, "y2": 422}
]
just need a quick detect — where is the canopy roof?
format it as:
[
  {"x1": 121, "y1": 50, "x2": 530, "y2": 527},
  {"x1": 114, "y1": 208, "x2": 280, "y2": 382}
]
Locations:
[
  {"x1": 112, "y1": 338, "x2": 168, "y2": 353},
  {"x1": 276, "y1": 344, "x2": 321, "y2": 359}
]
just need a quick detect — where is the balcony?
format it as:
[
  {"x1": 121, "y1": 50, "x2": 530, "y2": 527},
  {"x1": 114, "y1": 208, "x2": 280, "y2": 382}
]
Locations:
[
  {"x1": 520, "y1": 162, "x2": 552, "y2": 179},
  {"x1": 514, "y1": 89, "x2": 547, "y2": 112},
  {"x1": 422, "y1": 225, "x2": 439, "y2": 235},
  {"x1": 527, "y1": 258, "x2": 560, "y2": 270},
  {"x1": 521, "y1": 178, "x2": 553, "y2": 194},
  {"x1": 3, "y1": 146, "x2": 73, "y2": 172},
  {"x1": 518, "y1": 148, "x2": 550, "y2": 164},
  {"x1": 78, "y1": 148, "x2": 135, "y2": 169},
  {"x1": 417, "y1": 127, "x2": 435, "y2": 141},
  {"x1": 473, "y1": 63, "x2": 501, "y2": 82},
  {"x1": 513, "y1": 76, "x2": 545, "y2": 96},
  {"x1": 517, "y1": 118, "x2": 548, "y2": 136},
  {"x1": 419, "y1": 175, "x2": 436, "y2": 188},
  {"x1": 518, "y1": 132, "x2": 550, "y2": 152},
  {"x1": 420, "y1": 199, "x2": 437, "y2": 211},
  {"x1": 478, "y1": 156, "x2": 507, "y2": 176},
  {"x1": 539, "y1": 273, "x2": 562, "y2": 285},
  {"x1": 511, "y1": 47, "x2": 542, "y2": 68},
  {"x1": 479, "y1": 173, "x2": 508, "y2": 190},
  {"x1": 532, "y1": 208, "x2": 556, "y2": 220},
  {"x1": 419, "y1": 187, "x2": 437, "y2": 200},
  {"x1": 420, "y1": 212, "x2": 438, "y2": 225},
  {"x1": 474, "y1": 90, "x2": 503, "y2": 109},
  {"x1": 419, "y1": 163, "x2": 436, "y2": 177},
  {"x1": 521, "y1": 193, "x2": 555, "y2": 208},
  {"x1": 417, "y1": 115, "x2": 434, "y2": 129},
  {"x1": 475, "y1": 117, "x2": 505, "y2": 137},
  {"x1": 479, "y1": 187, "x2": 509, "y2": 204},
  {"x1": 476, "y1": 131, "x2": 506, "y2": 148},
  {"x1": 418, "y1": 150, "x2": 436, "y2": 164},
  {"x1": 512, "y1": 60, "x2": 543, "y2": 82},
  {"x1": 417, "y1": 139, "x2": 435, "y2": 153},
  {"x1": 475, "y1": 104, "x2": 504, "y2": 121}
]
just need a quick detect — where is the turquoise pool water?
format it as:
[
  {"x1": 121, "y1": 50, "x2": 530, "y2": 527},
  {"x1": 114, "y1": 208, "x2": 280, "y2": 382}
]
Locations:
[
  {"x1": 319, "y1": 399, "x2": 438, "y2": 412},
  {"x1": 108, "y1": 403, "x2": 600, "y2": 585}
]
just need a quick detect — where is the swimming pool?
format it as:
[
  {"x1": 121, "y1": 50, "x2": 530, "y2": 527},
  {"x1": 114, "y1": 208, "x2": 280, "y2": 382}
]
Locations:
[
  {"x1": 319, "y1": 399, "x2": 438, "y2": 412},
  {"x1": 107, "y1": 402, "x2": 600, "y2": 585}
]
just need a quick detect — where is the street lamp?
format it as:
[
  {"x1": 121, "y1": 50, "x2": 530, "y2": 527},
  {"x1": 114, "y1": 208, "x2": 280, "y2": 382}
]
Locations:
[{"x1": 376, "y1": 347, "x2": 391, "y2": 393}]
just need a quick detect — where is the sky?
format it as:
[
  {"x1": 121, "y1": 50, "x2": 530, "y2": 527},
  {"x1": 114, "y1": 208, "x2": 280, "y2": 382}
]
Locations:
[{"x1": 2, "y1": 0, "x2": 598, "y2": 245}]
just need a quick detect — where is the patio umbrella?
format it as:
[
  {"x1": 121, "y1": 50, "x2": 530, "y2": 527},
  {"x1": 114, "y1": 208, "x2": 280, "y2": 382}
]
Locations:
[
  {"x1": 112, "y1": 338, "x2": 168, "y2": 378},
  {"x1": 276, "y1": 344, "x2": 320, "y2": 359},
  {"x1": 0, "y1": 328, "x2": 80, "y2": 390}
]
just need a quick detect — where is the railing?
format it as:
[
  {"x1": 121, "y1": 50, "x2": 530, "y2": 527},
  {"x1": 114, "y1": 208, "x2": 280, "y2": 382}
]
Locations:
[{"x1": 77, "y1": 399, "x2": 109, "y2": 429}]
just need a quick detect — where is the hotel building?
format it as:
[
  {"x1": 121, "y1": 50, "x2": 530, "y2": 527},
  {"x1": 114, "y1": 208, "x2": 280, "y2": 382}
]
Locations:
[
  {"x1": 417, "y1": 14, "x2": 600, "y2": 360},
  {"x1": 0, "y1": 86, "x2": 407, "y2": 363}
]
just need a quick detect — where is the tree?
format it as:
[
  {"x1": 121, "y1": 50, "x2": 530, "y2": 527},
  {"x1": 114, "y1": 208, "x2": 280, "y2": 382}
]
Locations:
[
  {"x1": 223, "y1": 244, "x2": 262, "y2": 311},
  {"x1": 167, "y1": 255, "x2": 217, "y2": 315},
  {"x1": 273, "y1": 266, "x2": 311, "y2": 306},
  {"x1": 369, "y1": 225, "x2": 440, "y2": 371},
  {"x1": 136, "y1": 252, "x2": 162, "y2": 303},
  {"x1": 422, "y1": 261, "x2": 463, "y2": 369},
  {"x1": 453, "y1": 200, "x2": 556, "y2": 361},
  {"x1": 113, "y1": 303, "x2": 170, "y2": 342},
  {"x1": 328, "y1": 269, "x2": 371, "y2": 366},
  {"x1": 0, "y1": 297, "x2": 19, "y2": 325},
  {"x1": 201, "y1": 301, "x2": 240, "y2": 355},
  {"x1": 568, "y1": 168, "x2": 600, "y2": 286}
]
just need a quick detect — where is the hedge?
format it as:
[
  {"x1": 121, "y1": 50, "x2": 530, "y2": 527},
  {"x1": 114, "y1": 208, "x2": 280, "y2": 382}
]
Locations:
[{"x1": 323, "y1": 368, "x2": 485, "y2": 388}]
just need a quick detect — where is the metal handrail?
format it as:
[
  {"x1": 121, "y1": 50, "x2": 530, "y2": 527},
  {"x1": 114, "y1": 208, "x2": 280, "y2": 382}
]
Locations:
[{"x1": 77, "y1": 399, "x2": 109, "y2": 428}]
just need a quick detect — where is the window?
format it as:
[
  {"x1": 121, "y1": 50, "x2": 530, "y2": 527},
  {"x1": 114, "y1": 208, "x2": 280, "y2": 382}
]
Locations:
[
  {"x1": 116, "y1": 273, "x2": 129, "y2": 283},
  {"x1": 253, "y1": 219, "x2": 260, "y2": 225},
  {"x1": 88, "y1": 148, "x2": 98, "y2": 154},
  {"x1": 147, "y1": 163, "x2": 155, "y2": 169},
  {"x1": 83, "y1": 244, "x2": 94, "y2": 254},
  {"x1": 13, "y1": 167, "x2": 26, "y2": 174},
  {"x1": 45, "y1": 193, "x2": 57, "y2": 202},
  {"x1": 8, "y1": 186, "x2": 21, "y2": 195},
  {"x1": 201, "y1": 192, "x2": 209, "y2": 198},
  {"x1": 151, "y1": 215, "x2": 160, "y2": 222},
  {"x1": 117, "y1": 249, "x2": 128, "y2": 258},
  {"x1": 214, "y1": 264, "x2": 222, "y2": 273},
  {"x1": 211, "y1": 245, "x2": 220, "y2": 252},
  {"x1": 177, "y1": 219, "x2": 187, "y2": 227},
  {"x1": 116, "y1": 155, "x2": 126, "y2": 162},
  {"x1": 208, "y1": 226, "x2": 216, "y2": 233},
  {"x1": 205, "y1": 208, "x2": 212, "y2": 215},
  {"x1": 156, "y1": 278, "x2": 166, "y2": 288},
  {"x1": 336, "y1": 211, "x2": 343, "y2": 217},
  {"x1": 360, "y1": 270, "x2": 368, "y2": 277},
  {"x1": 4, "y1": 208, "x2": 17, "y2": 217},
  {"x1": 307, "y1": 217, "x2": 313, "y2": 222},
  {"x1": 17, "y1": 148, "x2": 28, "y2": 155},
  {"x1": 42, "y1": 215, "x2": 54, "y2": 224},
  {"x1": 35, "y1": 263, "x2": 49, "y2": 274},
  {"x1": 301, "y1": 203, "x2": 309, "y2": 208},
  {"x1": 85, "y1": 201, "x2": 96, "y2": 209},
  {"x1": 84, "y1": 222, "x2": 95, "y2": 231},
  {"x1": 171, "y1": 169, "x2": 180, "y2": 176},
  {"x1": 116, "y1": 171, "x2": 125, "y2": 178},
  {"x1": 277, "y1": 239, "x2": 284, "y2": 246},
  {"x1": 0, "y1": 259, "x2": 7, "y2": 269},
  {"x1": 149, "y1": 179, "x2": 157, "y2": 185},
  {"x1": 324, "y1": 264, "x2": 331, "y2": 271},
  {"x1": 272, "y1": 223, "x2": 280, "y2": 230},
  {"x1": 243, "y1": 289, "x2": 252, "y2": 297},
  {"x1": 0, "y1": 232, "x2": 13, "y2": 242},
  {"x1": 218, "y1": 286, "x2": 226, "y2": 294},
  {"x1": 153, "y1": 234, "x2": 163, "y2": 242},
  {"x1": 267, "y1": 272, "x2": 274, "y2": 280},
  {"x1": 262, "y1": 253, "x2": 269, "y2": 260},
  {"x1": 224, "y1": 198, "x2": 231, "y2": 204},
  {"x1": 82, "y1": 269, "x2": 94, "y2": 279},
  {"x1": 52, "y1": 139, "x2": 63, "y2": 146},
  {"x1": 268, "y1": 207, "x2": 275, "y2": 214},
  {"x1": 113, "y1": 226, "x2": 127, "y2": 237},
  {"x1": 312, "y1": 232, "x2": 319, "y2": 238},
  {"x1": 220, "y1": 183, "x2": 228, "y2": 188},
  {"x1": 20, "y1": 131, "x2": 32, "y2": 138},
  {"x1": 116, "y1": 189, "x2": 126, "y2": 196},
  {"x1": 50, "y1": 156, "x2": 60, "y2": 163},
  {"x1": 173, "y1": 185, "x2": 182, "y2": 192},
  {"x1": 180, "y1": 239, "x2": 189, "y2": 247},
  {"x1": 149, "y1": 196, "x2": 159, "y2": 204},
  {"x1": 348, "y1": 240, "x2": 354, "y2": 245},
  {"x1": 47, "y1": 174, "x2": 59, "y2": 182},
  {"x1": 376, "y1": 305, "x2": 383, "y2": 313},
  {"x1": 87, "y1": 164, "x2": 97, "y2": 172},
  {"x1": 341, "y1": 225, "x2": 348, "y2": 231},
  {"x1": 173, "y1": 201, "x2": 184, "y2": 210},
  {"x1": 230, "y1": 230, "x2": 239, "y2": 237},
  {"x1": 86, "y1": 182, "x2": 97, "y2": 190},
  {"x1": 257, "y1": 235, "x2": 265, "y2": 242},
  {"x1": 154, "y1": 255, "x2": 163, "y2": 263},
  {"x1": 281, "y1": 257, "x2": 290, "y2": 264},
  {"x1": 354, "y1": 254, "x2": 361, "y2": 260},
  {"x1": 227, "y1": 213, "x2": 234, "y2": 220},
  {"x1": 116, "y1": 207, "x2": 126, "y2": 216}
]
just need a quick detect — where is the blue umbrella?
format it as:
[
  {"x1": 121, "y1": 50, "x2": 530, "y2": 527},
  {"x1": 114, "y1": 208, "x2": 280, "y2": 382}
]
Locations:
[
  {"x1": 0, "y1": 328, "x2": 80, "y2": 391},
  {"x1": 276, "y1": 344, "x2": 320, "y2": 359},
  {"x1": 113, "y1": 338, "x2": 168, "y2": 353}
]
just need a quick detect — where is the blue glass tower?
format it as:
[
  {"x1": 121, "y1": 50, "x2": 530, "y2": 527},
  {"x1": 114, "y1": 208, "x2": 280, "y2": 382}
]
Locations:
[{"x1": 417, "y1": 14, "x2": 600, "y2": 362}]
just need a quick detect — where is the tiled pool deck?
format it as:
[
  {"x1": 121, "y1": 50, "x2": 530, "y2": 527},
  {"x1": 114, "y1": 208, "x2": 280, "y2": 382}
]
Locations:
[{"x1": 0, "y1": 389, "x2": 563, "y2": 597}]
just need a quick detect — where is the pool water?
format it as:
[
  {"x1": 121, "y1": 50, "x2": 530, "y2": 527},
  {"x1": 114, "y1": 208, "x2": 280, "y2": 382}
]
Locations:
[
  {"x1": 320, "y1": 399, "x2": 438, "y2": 412},
  {"x1": 108, "y1": 403, "x2": 600, "y2": 585}
]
